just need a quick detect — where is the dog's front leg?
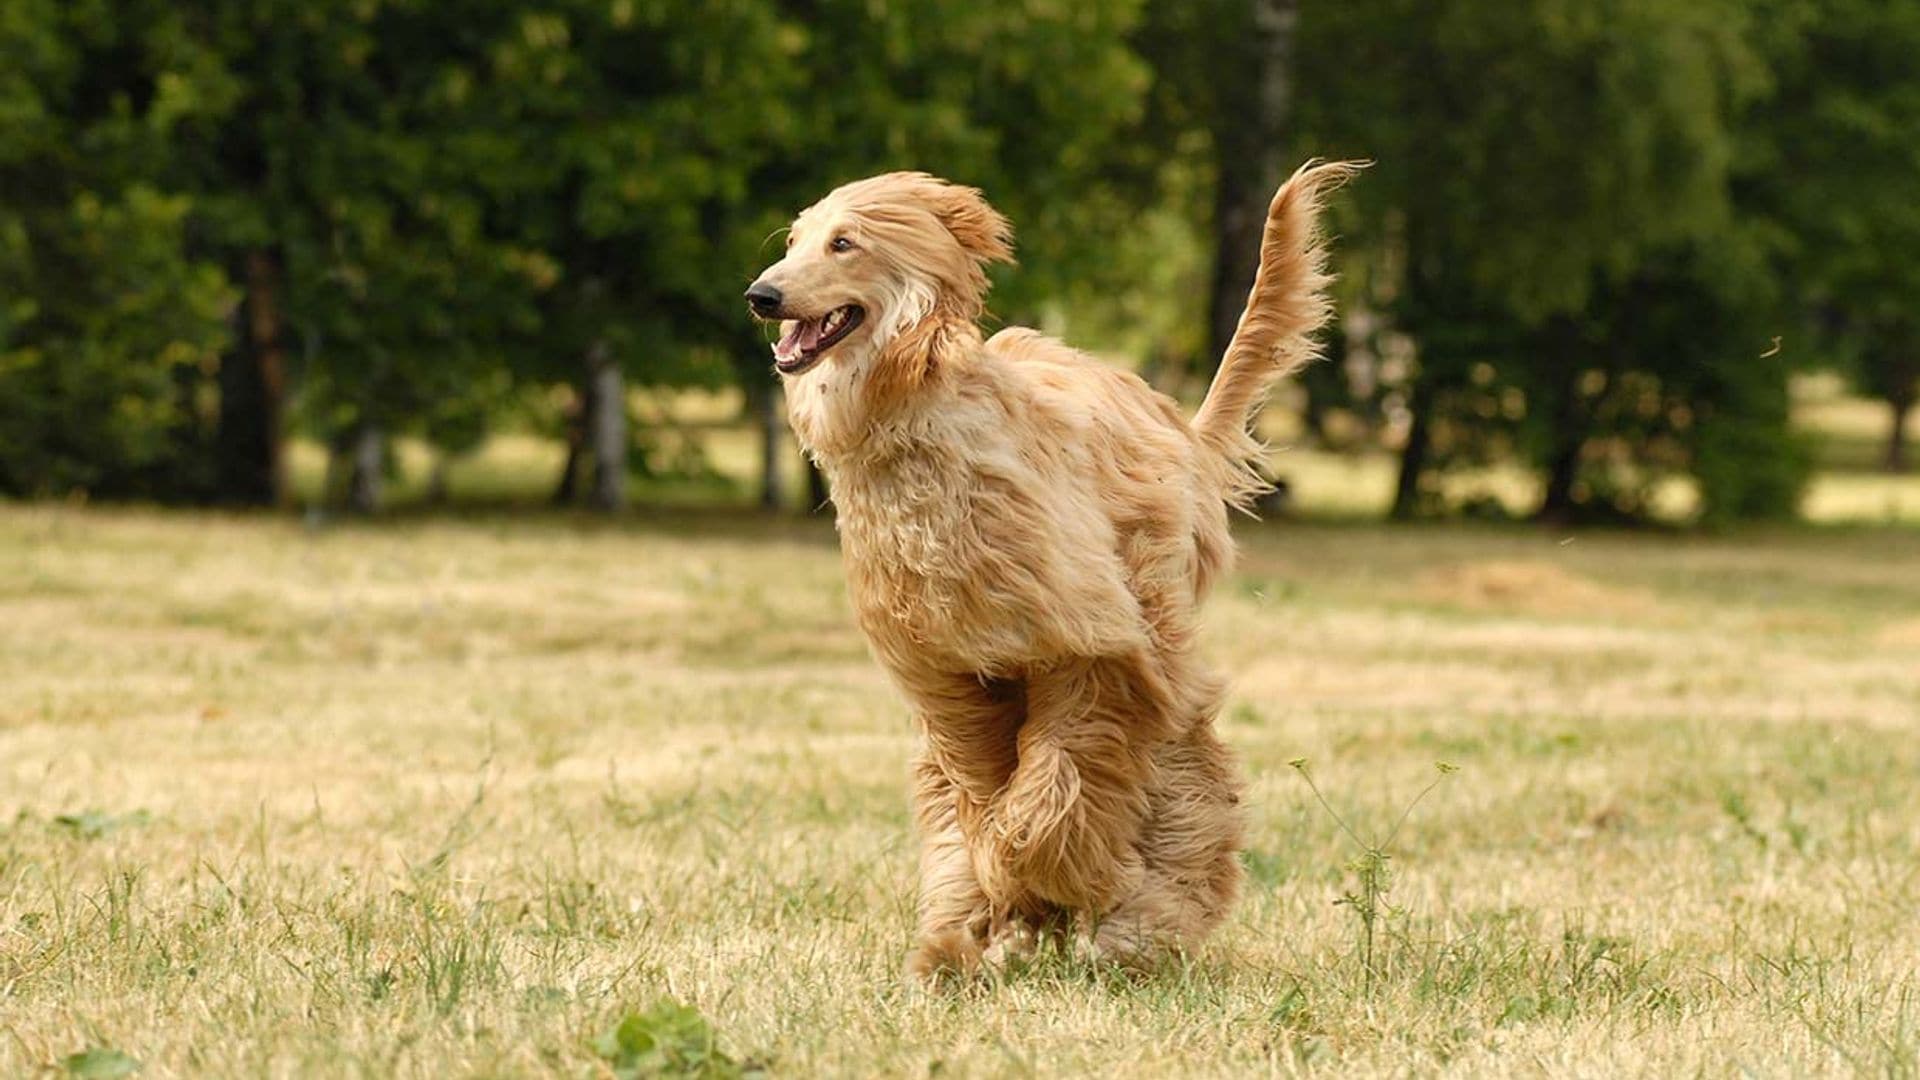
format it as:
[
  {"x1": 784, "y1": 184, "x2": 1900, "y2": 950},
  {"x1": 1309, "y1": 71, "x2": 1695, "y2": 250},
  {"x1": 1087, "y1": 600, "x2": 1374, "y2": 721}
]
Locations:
[
  {"x1": 905, "y1": 752, "x2": 994, "y2": 981},
  {"x1": 897, "y1": 670, "x2": 1024, "y2": 981}
]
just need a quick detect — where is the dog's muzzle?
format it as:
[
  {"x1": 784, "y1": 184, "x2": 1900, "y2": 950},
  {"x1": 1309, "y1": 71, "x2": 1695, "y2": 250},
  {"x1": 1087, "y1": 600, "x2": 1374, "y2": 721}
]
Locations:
[{"x1": 745, "y1": 280, "x2": 783, "y2": 318}]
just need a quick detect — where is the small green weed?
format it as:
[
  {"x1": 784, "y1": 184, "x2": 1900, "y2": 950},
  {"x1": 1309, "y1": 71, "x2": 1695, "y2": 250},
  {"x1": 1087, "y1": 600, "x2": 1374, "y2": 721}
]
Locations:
[
  {"x1": 62, "y1": 1047, "x2": 140, "y2": 1078},
  {"x1": 52, "y1": 810, "x2": 152, "y2": 840},
  {"x1": 592, "y1": 998, "x2": 763, "y2": 1079},
  {"x1": 1290, "y1": 758, "x2": 1457, "y2": 993}
]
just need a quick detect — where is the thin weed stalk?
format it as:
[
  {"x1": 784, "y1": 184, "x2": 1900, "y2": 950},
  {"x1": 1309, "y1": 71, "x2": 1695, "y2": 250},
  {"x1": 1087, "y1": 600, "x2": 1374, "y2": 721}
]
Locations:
[{"x1": 1290, "y1": 758, "x2": 1457, "y2": 995}]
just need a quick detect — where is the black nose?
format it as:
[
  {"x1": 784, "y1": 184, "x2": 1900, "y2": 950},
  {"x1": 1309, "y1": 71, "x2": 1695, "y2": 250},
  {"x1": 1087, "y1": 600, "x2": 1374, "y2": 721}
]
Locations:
[{"x1": 745, "y1": 280, "x2": 783, "y2": 316}]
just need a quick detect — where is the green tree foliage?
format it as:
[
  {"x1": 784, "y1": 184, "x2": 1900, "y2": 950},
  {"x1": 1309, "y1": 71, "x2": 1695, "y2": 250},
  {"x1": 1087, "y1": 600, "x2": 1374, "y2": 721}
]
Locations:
[
  {"x1": 163, "y1": 1, "x2": 557, "y2": 506},
  {"x1": 1745, "y1": 0, "x2": 1920, "y2": 472},
  {"x1": 0, "y1": 189, "x2": 233, "y2": 498},
  {"x1": 463, "y1": 0, "x2": 1155, "y2": 507},
  {"x1": 0, "y1": 0, "x2": 1906, "y2": 521},
  {"x1": 0, "y1": 0, "x2": 234, "y2": 498},
  {"x1": 1284, "y1": 0, "x2": 1809, "y2": 522},
  {"x1": 2, "y1": 0, "x2": 1155, "y2": 509}
]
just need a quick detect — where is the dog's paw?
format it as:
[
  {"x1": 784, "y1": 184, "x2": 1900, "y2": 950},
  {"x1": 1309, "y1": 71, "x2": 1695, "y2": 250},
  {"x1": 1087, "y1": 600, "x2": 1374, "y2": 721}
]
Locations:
[
  {"x1": 1069, "y1": 915, "x2": 1180, "y2": 975},
  {"x1": 904, "y1": 929, "x2": 984, "y2": 987},
  {"x1": 981, "y1": 918, "x2": 1041, "y2": 971}
]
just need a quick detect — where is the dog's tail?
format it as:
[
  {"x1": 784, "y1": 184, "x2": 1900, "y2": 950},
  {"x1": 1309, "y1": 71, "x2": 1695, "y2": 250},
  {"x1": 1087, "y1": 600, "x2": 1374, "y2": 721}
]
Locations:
[{"x1": 1192, "y1": 160, "x2": 1361, "y2": 511}]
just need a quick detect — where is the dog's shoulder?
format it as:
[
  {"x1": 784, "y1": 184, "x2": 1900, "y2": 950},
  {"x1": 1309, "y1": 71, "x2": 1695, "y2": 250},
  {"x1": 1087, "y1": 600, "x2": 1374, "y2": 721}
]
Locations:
[
  {"x1": 984, "y1": 326, "x2": 1076, "y2": 364},
  {"x1": 982, "y1": 326, "x2": 1187, "y2": 435},
  {"x1": 983, "y1": 327, "x2": 1037, "y2": 349},
  {"x1": 982, "y1": 327, "x2": 1128, "y2": 391}
]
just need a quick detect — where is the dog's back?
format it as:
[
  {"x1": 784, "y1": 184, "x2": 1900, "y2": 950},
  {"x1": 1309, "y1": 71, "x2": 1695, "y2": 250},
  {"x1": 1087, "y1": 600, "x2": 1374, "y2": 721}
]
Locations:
[{"x1": 982, "y1": 326, "x2": 1239, "y2": 611}]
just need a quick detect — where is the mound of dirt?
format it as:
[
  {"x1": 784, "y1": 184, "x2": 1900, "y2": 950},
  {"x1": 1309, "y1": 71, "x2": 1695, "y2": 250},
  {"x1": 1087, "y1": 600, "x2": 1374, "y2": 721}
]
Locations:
[{"x1": 1418, "y1": 559, "x2": 1660, "y2": 618}]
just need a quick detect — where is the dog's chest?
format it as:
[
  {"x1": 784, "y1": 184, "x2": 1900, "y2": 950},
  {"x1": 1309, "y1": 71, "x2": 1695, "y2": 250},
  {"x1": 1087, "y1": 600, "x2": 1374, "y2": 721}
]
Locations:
[
  {"x1": 832, "y1": 451, "x2": 1019, "y2": 665},
  {"x1": 836, "y1": 453, "x2": 972, "y2": 591}
]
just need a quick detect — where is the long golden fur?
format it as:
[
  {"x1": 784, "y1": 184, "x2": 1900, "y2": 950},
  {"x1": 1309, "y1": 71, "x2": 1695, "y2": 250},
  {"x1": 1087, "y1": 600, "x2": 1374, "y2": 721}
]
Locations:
[{"x1": 746, "y1": 161, "x2": 1358, "y2": 979}]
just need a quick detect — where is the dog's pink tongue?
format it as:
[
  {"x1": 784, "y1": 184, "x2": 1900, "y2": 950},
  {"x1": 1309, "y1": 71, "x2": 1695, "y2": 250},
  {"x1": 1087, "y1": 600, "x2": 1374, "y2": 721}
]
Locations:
[{"x1": 773, "y1": 318, "x2": 823, "y2": 362}]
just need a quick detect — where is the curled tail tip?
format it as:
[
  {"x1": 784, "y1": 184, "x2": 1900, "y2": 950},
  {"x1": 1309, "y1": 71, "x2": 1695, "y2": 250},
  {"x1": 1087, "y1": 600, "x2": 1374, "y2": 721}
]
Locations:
[
  {"x1": 1271, "y1": 158, "x2": 1369, "y2": 214},
  {"x1": 1195, "y1": 157, "x2": 1363, "y2": 453},
  {"x1": 1295, "y1": 157, "x2": 1372, "y2": 183}
]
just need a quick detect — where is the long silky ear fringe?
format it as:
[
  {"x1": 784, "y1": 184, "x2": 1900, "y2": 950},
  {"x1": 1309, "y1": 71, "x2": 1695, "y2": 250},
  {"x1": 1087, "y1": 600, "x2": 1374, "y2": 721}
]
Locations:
[
  {"x1": 933, "y1": 183, "x2": 1015, "y2": 267},
  {"x1": 1192, "y1": 159, "x2": 1365, "y2": 512}
]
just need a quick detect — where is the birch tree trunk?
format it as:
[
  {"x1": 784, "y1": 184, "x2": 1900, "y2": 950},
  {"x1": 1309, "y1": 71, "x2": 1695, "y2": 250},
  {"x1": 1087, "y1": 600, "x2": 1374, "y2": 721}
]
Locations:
[
  {"x1": 586, "y1": 342, "x2": 625, "y2": 512},
  {"x1": 346, "y1": 422, "x2": 382, "y2": 515}
]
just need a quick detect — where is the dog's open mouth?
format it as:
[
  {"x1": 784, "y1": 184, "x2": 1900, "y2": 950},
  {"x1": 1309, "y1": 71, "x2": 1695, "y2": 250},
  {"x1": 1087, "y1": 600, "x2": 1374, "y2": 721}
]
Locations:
[{"x1": 772, "y1": 305, "x2": 864, "y2": 375}]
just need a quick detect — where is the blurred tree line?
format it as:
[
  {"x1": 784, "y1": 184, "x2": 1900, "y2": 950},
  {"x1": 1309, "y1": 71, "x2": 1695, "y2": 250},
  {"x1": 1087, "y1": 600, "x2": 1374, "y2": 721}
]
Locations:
[{"x1": 1, "y1": 0, "x2": 1914, "y2": 522}]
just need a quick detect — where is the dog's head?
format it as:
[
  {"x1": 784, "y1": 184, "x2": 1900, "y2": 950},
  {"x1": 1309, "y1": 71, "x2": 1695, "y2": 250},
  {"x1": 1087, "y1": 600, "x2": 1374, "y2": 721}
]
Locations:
[{"x1": 746, "y1": 172, "x2": 1013, "y2": 378}]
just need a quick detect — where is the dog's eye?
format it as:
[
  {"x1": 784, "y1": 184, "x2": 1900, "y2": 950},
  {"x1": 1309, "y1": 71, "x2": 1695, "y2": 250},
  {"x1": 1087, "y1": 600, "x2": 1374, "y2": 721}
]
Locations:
[{"x1": 830, "y1": 236, "x2": 855, "y2": 253}]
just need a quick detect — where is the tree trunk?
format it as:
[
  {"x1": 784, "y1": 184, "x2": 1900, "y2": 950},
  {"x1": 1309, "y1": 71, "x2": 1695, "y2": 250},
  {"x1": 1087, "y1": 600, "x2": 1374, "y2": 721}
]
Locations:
[
  {"x1": 757, "y1": 381, "x2": 786, "y2": 511},
  {"x1": 1889, "y1": 392, "x2": 1914, "y2": 474},
  {"x1": 1391, "y1": 380, "x2": 1434, "y2": 521},
  {"x1": 426, "y1": 452, "x2": 452, "y2": 505},
  {"x1": 552, "y1": 376, "x2": 590, "y2": 506},
  {"x1": 216, "y1": 248, "x2": 288, "y2": 506},
  {"x1": 1537, "y1": 328, "x2": 1596, "y2": 522},
  {"x1": 585, "y1": 342, "x2": 625, "y2": 512},
  {"x1": 322, "y1": 432, "x2": 348, "y2": 509},
  {"x1": 1539, "y1": 439, "x2": 1584, "y2": 522},
  {"x1": 346, "y1": 422, "x2": 382, "y2": 515},
  {"x1": 1205, "y1": 0, "x2": 1299, "y2": 367}
]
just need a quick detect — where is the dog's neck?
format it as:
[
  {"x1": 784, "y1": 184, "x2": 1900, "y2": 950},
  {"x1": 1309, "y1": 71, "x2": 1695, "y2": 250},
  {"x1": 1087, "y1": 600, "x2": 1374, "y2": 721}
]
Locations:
[{"x1": 785, "y1": 307, "x2": 983, "y2": 467}]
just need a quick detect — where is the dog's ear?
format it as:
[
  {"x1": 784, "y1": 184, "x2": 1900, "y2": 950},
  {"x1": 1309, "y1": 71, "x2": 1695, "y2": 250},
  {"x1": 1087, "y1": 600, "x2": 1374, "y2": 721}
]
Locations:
[{"x1": 929, "y1": 183, "x2": 1015, "y2": 267}]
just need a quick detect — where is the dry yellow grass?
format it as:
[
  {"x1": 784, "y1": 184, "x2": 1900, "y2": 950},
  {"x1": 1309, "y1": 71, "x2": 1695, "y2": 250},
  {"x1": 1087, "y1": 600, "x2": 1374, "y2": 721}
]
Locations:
[{"x1": 3, "y1": 506, "x2": 1919, "y2": 1076}]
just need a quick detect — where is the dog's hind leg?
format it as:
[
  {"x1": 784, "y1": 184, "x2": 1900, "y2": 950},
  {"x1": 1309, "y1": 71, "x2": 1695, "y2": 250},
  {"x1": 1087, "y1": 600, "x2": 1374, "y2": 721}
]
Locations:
[
  {"x1": 987, "y1": 653, "x2": 1177, "y2": 913},
  {"x1": 1080, "y1": 721, "x2": 1246, "y2": 968}
]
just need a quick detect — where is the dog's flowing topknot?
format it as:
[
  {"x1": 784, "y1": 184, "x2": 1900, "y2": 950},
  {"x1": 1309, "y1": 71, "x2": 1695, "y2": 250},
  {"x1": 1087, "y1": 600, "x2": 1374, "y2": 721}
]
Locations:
[{"x1": 807, "y1": 172, "x2": 1014, "y2": 322}]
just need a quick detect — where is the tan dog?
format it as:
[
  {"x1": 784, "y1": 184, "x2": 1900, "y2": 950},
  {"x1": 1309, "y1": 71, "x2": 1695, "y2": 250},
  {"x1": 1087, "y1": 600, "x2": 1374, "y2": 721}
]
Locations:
[{"x1": 746, "y1": 162, "x2": 1357, "y2": 979}]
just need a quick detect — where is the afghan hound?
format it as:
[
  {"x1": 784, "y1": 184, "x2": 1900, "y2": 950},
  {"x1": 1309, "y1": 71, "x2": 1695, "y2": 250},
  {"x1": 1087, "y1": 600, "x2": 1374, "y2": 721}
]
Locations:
[{"x1": 745, "y1": 161, "x2": 1358, "y2": 979}]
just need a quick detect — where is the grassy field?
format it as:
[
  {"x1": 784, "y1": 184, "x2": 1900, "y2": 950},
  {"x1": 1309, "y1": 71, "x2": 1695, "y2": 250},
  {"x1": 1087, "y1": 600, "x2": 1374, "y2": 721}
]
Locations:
[{"x1": 3, "y1": 507, "x2": 1919, "y2": 1076}]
